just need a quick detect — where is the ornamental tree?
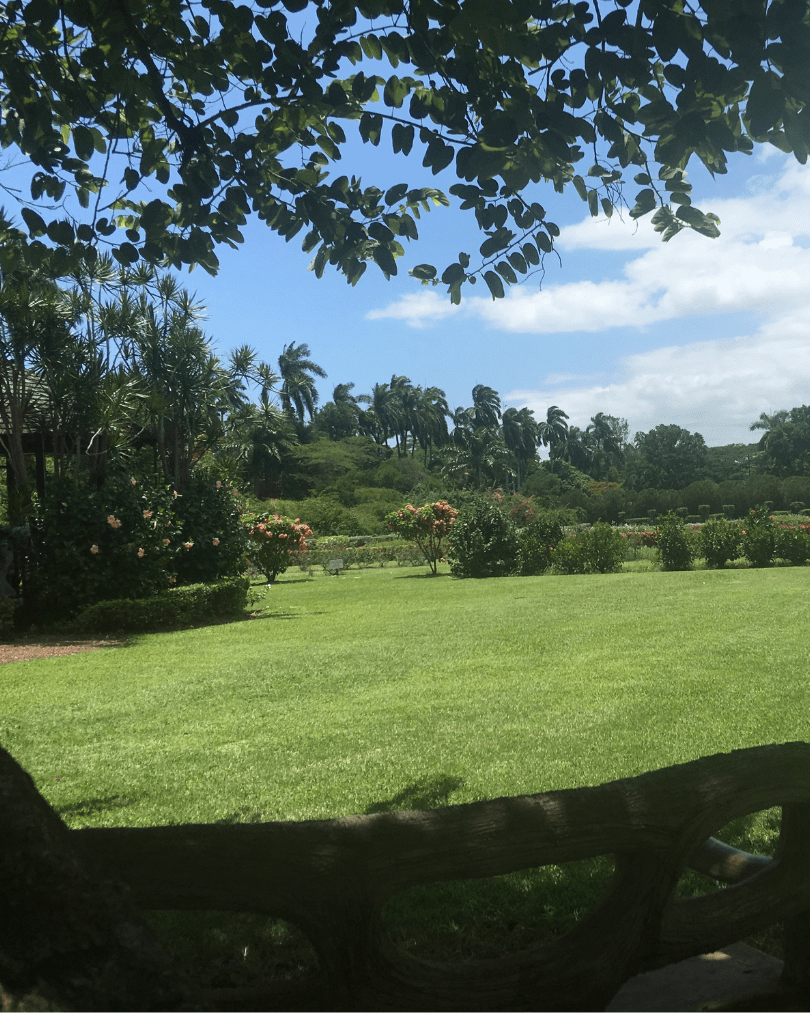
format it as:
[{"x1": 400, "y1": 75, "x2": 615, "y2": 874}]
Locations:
[
  {"x1": 2, "y1": 1, "x2": 809, "y2": 299},
  {"x1": 245, "y1": 512, "x2": 314, "y2": 581},
  {"x1": 386, "y1": 500, "x2": 458, "y2": 574}
]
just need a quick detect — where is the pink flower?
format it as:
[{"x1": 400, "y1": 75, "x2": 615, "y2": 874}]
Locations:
[
  {"x1": 183, "y1": 541, "x2": 193, "y2": 549},
  {"x1": 107, "y1": 514, "x2": 121, "y2": 529},
  {"x1": 131, "y1": 477, "x2": 137, "y2": 485},
  {"x1": 163, "y1": 538, "x2": 170, "y2": 545},
  {"x1": 212, "y1": 538, "x2": 220, "y2": 546},
  {"x1": 216, "y1": 480, "x2": 222, "y2": 489},
  {"x1": 137, "y1": 548, "x2": 145, "y2": 558},
  {"x1": 279, "y1": 532, "x2": 288, "y2": 539},
  {"x1": 168, "y1": 575, "x2": 176, "y2": 583},
  {"x1": 173, "y1": 490, "x2": 180, "y2": 499},
  {"x1": 90, "y1": 544, "x2": 99, "y2": 554},
  {"x1": 143, "y1": 509, "x2": 153, "y2": 519}
]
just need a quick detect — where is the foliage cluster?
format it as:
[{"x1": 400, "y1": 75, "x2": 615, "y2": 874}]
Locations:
[
  {"x1": 698, "y1": 519, "x2": 742, "y2": 569},
  {"x1": 447, "y1": 498, "x2": 517, "y2": 580},
  {"x1": 25, "y1": 472, "x2": 245, "y2": 620},
  {"x1": 655, "y1": 513, "x2": 695, "y2": 571},
  {"x1": 0, "y1": 597, "x2": 15, "y2": 640},
  {"x1": 550, "y1": 523, "x2": 626, "y2": 576},
  {"x1": 517, "y1": 513, "x2": 566, "y2": 576},
  {"x1": 245, "y1": 513, "x2": 314, "y2": 582},
  {"x1": 740, "y1": 506, "x2": 778, "y2": 568},
  {"x1": 386, "y1": 501, "x2": 458, "y2": 575},
  {"x1": 71, "y1": 577, "x2": 250, "y2": 634}
]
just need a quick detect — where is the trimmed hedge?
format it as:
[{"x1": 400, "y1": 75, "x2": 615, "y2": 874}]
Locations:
[{"x1": 72, "y1": 577, "x2": 250, "y2": 634}]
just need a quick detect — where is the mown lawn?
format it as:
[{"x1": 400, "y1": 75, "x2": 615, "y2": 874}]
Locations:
[{"x1": 2, "y1": 564, "x2": 808, "y2": 975}]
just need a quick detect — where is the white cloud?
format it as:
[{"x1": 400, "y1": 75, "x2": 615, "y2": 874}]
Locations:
[
  {"x1": 365, "y1": 290, "x2": 462, "y2": 329},
  {"x1": 506, "y1": 310, "x2": 810, "y2": 446}
]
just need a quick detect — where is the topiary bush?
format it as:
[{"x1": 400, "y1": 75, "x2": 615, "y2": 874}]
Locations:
[
  {"x1": 72, "y1": 577, "x2": 250, "y2": 634},
  {"x1": 656, "y1": 513, "x2": 694, "y2": 571},
  {"x1": 518, "y1": 511, "x2": 566, "y2": 576},
  {"x1": 447, "y1": 497, "x2": 519, "y2": 578},
  {"x1": 698, "y1": 519, "x2": 742, "y2": 568},
  {"x1": 740, "y1": 506, "x2": 776, "y2": 567}
]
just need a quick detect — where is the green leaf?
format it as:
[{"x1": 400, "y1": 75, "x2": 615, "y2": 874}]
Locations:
[
  {"x1": 522, "y1": 242, "x2": 539, "y2": 266},
  {"x1": 495, "y1": 260, "x2": 518, "y2": 285},
  {"x1": 572, "y1": 175, "x2": 588, "y2": 201},
  {"x1": 21, "y1": 207, "x2": 47, "y2": 236},
  {"x1": 385, "y1": 183, "x2": 409, "y2": 205},
  {"x1": 112, "y1": 241, "x2": 140, "y2": 265},
  {"x1": 391, "y1": 123, "x2": 414, "y2": 156},
  {"x1": 484, "y1": 271, "x2": 504, "y2": 300},
  {"x1": 601, "y1": 198, "x2": 613, "y2": 218},
  {"x1": 359, "y1": 112, "x2": 383, "y2": 146},
  {"x1": 409, "y1": 263, "x2": 436, "y2": 281},
  {"x1": 73, "y1": 125, "x2": 94, "y2": 162},
  {"x1": 587, "y1": 189, "x2": 599, "y2": 217},
  {"x1": 441, "y1": 262, "x2": 465, "y2": 285},
  {"x1": 508, "y1": 251, "x2": 527, "y2": 274},
  {"x1": 629, "y1": 188, "x2": 657, "y2": 219}
]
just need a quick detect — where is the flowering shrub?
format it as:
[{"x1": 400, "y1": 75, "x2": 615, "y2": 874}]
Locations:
[
  {"x1": 774, "y1": 523, "x2": 810, "y2": 566},
  {"x1": 386, "y1": 500, "x2": 458, "y2": 575},
  {"x1": 740, "y1": 506, "x2": 776, "y2": 568},
  {"x1": 29, "y1": 472, "x2": 179, "y2": 618},
  {"x1": 549, "y1": 537, "x2": 591, "y2": 575},
  {"x1": 245, "y1": 512, "x2": 313, "y2": 581},
  {"x1": 698, "y1": 519, "x2": 742, "y2": 568},
  {"x1": 656, "y1": 512, "x2": 694, "y2": 571},
  {"x1": 447, "y1": 497, "x2": 519, "y2": 579},
  {"x1": 170, "y1": 475, "x2": 248, "y2": 584}
]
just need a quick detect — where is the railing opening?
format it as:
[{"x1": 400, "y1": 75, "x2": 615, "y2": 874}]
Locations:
[
  {"x1": 143, "y1": 911, "x2": 319, "y2": 992},
  {"x1": 382, "y1": 857, "x2": 615, "y2": 961}
]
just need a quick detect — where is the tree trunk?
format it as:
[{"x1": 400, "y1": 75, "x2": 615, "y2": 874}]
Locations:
[{"x1": 0, "y1": 743, "x2": 205, "y2": 1012}]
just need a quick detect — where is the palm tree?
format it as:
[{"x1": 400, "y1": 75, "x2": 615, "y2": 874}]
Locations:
[
  {"x1": 587, "y1": 412, "x2": 624, "y2": 485},
  {"x1": 277, "y1": 342, "x2": 327, "y2": 423},
  {"x1": 472, "y1": 384, "x2": 502, "y2": 430},
  {"x1": 537, "y1": 405, "x2": 569, "y2": 474},
  {"x1": 502, "y1": 407, "x2": 539, "y2": 490},
  {"x1": 557, "y1": 425, "x2": 591, "y2": 472},
  {"x1": 412, "y1": 386, "x2": 450, "y2": 465},
  {"x1": 358, "y1": 381, "x2": 402, "y2": 446}
]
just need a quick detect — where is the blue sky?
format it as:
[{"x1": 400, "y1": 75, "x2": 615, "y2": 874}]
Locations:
[
  {"x1": 5, "y1": 116, "x2": 809, "y2": 448},
  {"x1": 186, "y1": 137, "x2": 810, "y2": 449}
]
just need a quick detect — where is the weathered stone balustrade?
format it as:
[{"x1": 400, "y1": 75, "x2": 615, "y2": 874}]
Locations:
[{"x1": 73, "y1": 742, "x2": 810, "y2": 1011}]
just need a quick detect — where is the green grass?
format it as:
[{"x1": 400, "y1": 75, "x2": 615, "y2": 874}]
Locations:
[{"x1": 3, "y1": 564, "x2": 808, "y2": 976}]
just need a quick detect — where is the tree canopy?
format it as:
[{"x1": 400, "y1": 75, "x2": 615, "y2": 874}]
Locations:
[{"x1": 2, "y1": 0, "x2": 809, "y2": 300}]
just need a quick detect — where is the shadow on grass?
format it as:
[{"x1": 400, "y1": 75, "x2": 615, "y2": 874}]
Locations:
[
  {"x1": 364, "y1": 774, "x2": 465, "y2": 815},
  {"x1": 54, "y1": 793, "x2": 145, "y2": 819}
]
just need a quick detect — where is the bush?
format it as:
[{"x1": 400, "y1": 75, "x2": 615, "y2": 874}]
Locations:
[
  {"x1": 29, "y1": 472, "x2": 179, "y2": 616},
  {"x1": 386, "y1": 500, "x2": 458, "y2": 575},
  {"x1": 549, "y1": 537, "x2": 591, "y2": 575},
  {"x1": 447, "y1": 498, "x2": 519, "y2": 578},
  {"x1": 171, "y1": 476, "x2": 248, "y2": 585},
  {"x1": 550, "y1": 523, "x2": 625, "y2": 575},
  {"x1": 790, "y1": 501, "x2": 806, "y2": 514},
  {"x1": 722, "y1": 504, "x2": 735, "y2": 519},
  {"x1": 245, "y1": 513, "x2": 314, "y2": 581},
  {"x1": 656, "y1": 513, "x2": 694, "y2": 571},
  {"x1": 740, "y1": 506, "x2": 776, "y2": 567},
  {"x1": 0, "y1": 597, "x2": 16, "y2": 640},
  {"x1": 518, "y1": 511, "x2": 566, "y2": 576},
  {"x1": 774, "y1": 524, "x2": 810, "y2": 565},
  {"x1": 72, "y1": 577, "x2": 250, "y2": 633},
  {"x1": 698, "y1": 519, "x2": 742, "y2": 568}
]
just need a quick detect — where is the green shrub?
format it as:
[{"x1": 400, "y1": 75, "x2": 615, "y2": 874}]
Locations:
[
  {"x1": 722, "y1": 504, "x2": 735, "y2": 519},
  {"x1": 740, "y1": 506, "x2": 776, "y2": 567},
  {"x1": 656, "y1": 513, "x2": 694, "y2": 571},
  {"x1": 72, "y1": 577, "x2": 250, "y2": 633},
  {"x1": 0, "y1": 597, "x2": 16, "y2": 641},
  {"x1": 550, "y1": 537, "x2": 591, "y2": 575},
  {"x1": 698, "y1": 519, "x2": 742, "y2": 568},
  {"x1": 447, "y1": 498, "x2": 519, "y2": 579},
  {"x1": 686, "y1": 514, "x2": 700, "y2": 525},
  {"x1": 386, "y1": 501, "x2": 459, "y2": 575},
  {"x1": 518, "y1": 511, "x2": 566, "y2": 576},
  {"x1": 171, "y1": 476, "x2": 248, "y2": 585},
  {"x1": 774, "y1": 525, "x2": 810, "y2": 565},
  {"x1": 549, "y1": 523, "x2": 625, "y2": 575},
  {"x1": 30, "y1": 472, "x2": 179, "y2": 616},
  {"x1": 790, "y1": 501, "x2": 805, "y2": 514},
  {"x1": 698, "y1": 504, "x2": 711, "y2": 521}
]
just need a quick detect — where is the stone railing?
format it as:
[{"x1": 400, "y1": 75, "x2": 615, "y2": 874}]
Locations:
[{"x1": 74, "y1": 742, "x2": 810, "y2": 1011}]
